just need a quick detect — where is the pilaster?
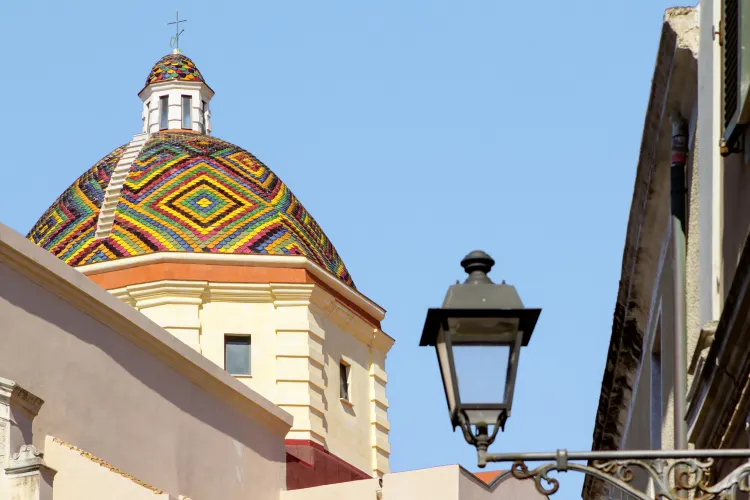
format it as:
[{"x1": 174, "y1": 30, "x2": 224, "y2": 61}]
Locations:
[
  {"x1": 369, "y1": 330, "x2": 394, "y2": 476},
  {"x1": 0, "y1": 378, "x2": 44, "y2": 469},
  {"x1": 272, "y1": 284, "x2": 328, "y2": 445},
  {"x1": 0, "y1": 380, "x2": 44, "y2": 500},
  {"x1": 125, "y1": 280, "x2": 207, "y2": 353},
  {"x1": 5, "y1": 445, "x2": 56, "y2": 500}
]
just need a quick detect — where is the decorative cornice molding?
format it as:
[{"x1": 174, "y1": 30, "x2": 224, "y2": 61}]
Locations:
[
  {"x1": 124, "y1": 280, "x2": 208, "y2": 308},
  {"x1": 372, "y1": 330, "x2": 395, "y2": 354},
  {"x1": 5, "y1": 444, "x2": 55, "y2": 477},
  {"x1": 138, "y1": 79, "x2": 215, "y2": 99},
  {"x1": 77, "y1": 252, "x2": 386, "y2": 321},
  {"x1": 270, "y1": 283, "x2": 315, "y2": 307},
  {"x1": 204, "y1": 282, "x2": 273, "y2": 303},
  {"x1": 0, "y1": 377, "x2": 44, "y2": 417},
  {"x1": 109, "y1": 288, "x2": 136, "y2": 306}
]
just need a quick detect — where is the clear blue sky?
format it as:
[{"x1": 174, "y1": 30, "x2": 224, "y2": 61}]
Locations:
[{"x1": 1, "y1": 1, "x2": 680, "y2": 497}]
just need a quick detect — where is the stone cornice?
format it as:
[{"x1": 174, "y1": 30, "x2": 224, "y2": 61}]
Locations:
[
  {"x1": 270, "y1": 283, "x2": 316, "y2": 307},
  {"x1": 204, "y1": 282, "x2": 273, "y2": 303},
  {"x1": 0, "y1": 222, "x2": 293, "y2": 435},
  {"x1": 124, "y1": 280, "x2": 208, "y2": 308},
  {"x1": 77, "y1": 252, "x2": 386, "y2": 322},
  {"x1": 138, "y1": 79, "x2": 214, "y2": 100},
  {"x1": 0, "y1": 377, "x2": 44, "y2": 417},
  {"x1": 372, "y1": 329, "x2": 395, "y2": 354},
  {"x1": 5, "y1": 444, "x2": 55, "y2": 477}
]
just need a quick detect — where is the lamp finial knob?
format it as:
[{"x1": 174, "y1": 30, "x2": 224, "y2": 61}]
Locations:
[{"x1": 461, "y1": 250, "x2": 494, "y2": 284}]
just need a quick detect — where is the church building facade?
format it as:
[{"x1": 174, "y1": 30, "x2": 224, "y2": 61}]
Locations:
[
  {"x1": 0, "y1": 47, "x2": 547, "y2": 499},
  {"x1": 25, "y1": 49, "x2": 392, "y2": 487}
]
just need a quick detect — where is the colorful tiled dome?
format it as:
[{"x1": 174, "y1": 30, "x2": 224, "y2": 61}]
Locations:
[
  {"x1": 146, "y1": 53, "x2": 204, "y2": 86},
  {"x1": 27, "y1": 132, "x2": 354, "y2": 287}
]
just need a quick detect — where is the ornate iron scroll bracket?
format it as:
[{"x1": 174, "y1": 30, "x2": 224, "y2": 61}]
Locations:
[{"x1": 477, "y1": 449, "x2": 750, "y2": 499}]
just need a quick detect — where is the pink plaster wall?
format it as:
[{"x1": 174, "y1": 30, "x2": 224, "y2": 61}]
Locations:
[{"x1": 0, "y1": 226, "x2": 291, "y2": 500}]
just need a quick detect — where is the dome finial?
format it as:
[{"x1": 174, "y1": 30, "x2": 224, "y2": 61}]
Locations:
[{"x1": 167, "y1": 10, "x2": 187, "y2": 53}]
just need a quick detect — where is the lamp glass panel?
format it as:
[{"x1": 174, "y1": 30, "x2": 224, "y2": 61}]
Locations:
[
  {"x1": 453, "y1": 345, "x2": 509, "y2": 404},
  {"x1": 436, "y1": 327, "x2": 457, "y2": 413},
  {"x1": 464, "y1": 408, "x2": 505, "y2": 426}
]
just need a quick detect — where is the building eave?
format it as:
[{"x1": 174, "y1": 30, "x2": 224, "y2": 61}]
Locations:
[
  {"x1": 76, "y1": 251, "x2": 387, "y2": 323},
  {"x1": 583, "y1": 7, "x2": 698, "y2": 498}
]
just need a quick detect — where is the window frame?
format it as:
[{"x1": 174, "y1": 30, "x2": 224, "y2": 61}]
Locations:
[
  {"x1": 181, "y1": 95, "x2": 192, "y2": 129},
  {"x1": 224, "y1": 334, "x2": 251, "y2": 376},
  {"x1": 159, "y1": 95, "x2": 169, "y2": 130}
]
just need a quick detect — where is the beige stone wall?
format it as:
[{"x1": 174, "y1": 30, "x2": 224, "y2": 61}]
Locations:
[
  {"x1": 0, "y1": 224, "x2": 292, "y2": 500},
  {"x1": 44, "y1": 436, "x2": 173, "y2": 500},
  {"x1": 109, "y1": 276, "x2": 394, "y2": 477}
]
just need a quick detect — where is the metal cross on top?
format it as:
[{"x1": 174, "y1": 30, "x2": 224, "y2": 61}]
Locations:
[{"x1": 167, "y1": 10, "x2": 187, "y2": 52}]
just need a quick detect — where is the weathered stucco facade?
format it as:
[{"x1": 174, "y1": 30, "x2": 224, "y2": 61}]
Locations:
[{"x1": 586, "y1": 1, "x2": 750, "y2": 498}]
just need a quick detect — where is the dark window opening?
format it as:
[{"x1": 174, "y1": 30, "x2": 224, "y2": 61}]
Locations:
[
  {"x1": 340, "y1": 362, "x2": 350, "y2": 401},
  {"x1": 225, "y1": 335, "x2": 251, "y2": 375}
]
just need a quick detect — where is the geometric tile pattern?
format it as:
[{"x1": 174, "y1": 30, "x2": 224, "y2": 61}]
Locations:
[
  {"x1": 146, "y1": 53, "x2": 204, "y2": 86},
  {"x1": 27, "y1": 132, "x2": 354, "y2": 288},
  {"x1": 27, "y1": 145, "x2": 127, "y2": 262}
]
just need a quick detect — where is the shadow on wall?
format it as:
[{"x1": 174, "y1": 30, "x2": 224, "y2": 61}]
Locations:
[{"x1": 0, "y1": 259, "x2": 287, "y2": 498}]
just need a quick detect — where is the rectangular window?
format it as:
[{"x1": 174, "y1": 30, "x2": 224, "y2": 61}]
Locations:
[
  {"x1": 159, "y1": 95, "x2": 169, "y2": 130},
  {"x1": 200, "y1": 100, "x2": 207, "y2": 134},
  {"x1": 182, "y1": 95, "x2": 192, "y2": 129},
  {"x1": 650, "y1": 321, "x2": 662, "y2": 449},
  {"x1": 339, "y1": 362, "x2": 350, "y2": 401},
  {"x1": 225, "y1": 335, "x2": 251, "y2": 375},
  {"x1": 144, "y1": 102, "x2": 150, "y2": 132}
]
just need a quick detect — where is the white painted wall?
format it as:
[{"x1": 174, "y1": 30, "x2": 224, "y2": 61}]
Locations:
[{"x1": 139, "y1": 81, "x2": 213, "y2": 135}]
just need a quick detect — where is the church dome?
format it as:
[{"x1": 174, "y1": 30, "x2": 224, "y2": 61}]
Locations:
[
  {"x1": 146, "y1": 53, "x2": 204, "y2": 86},
  {"x1": 27, "y1": 131, "x2": 355, "y2": 287}
]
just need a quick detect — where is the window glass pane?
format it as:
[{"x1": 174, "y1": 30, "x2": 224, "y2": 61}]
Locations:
[
  {"x1": 182, "y1": 96, "x2": 192, "y2": 129},
  {"x1": 159, "y1": 96, "x2": 169, "y2": 130},
  {"x1": 340, "y1": 363, "x2": 349, "y2": 400},
  {"x1": 225, "y1": 336, "x2": 250, "y2": 375},
  {"x1": 453, "y1": 345, "x2": 508, "y2": 403}
]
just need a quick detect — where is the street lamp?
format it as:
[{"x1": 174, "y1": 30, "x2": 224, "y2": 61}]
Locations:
[
  {"x1": 419, "y1": 250, "x2": 540, "y2": 456},
  {"x1": 420, "y1": 251, "x2": 750, "y2": 499}
]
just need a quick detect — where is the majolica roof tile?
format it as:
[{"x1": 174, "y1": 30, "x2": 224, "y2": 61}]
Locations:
[
  {"x1": 146, "y1": 53, "x2": 204, "y2": 86},
  {"x1": 27, "y1": 132, "x2": 355, "y2": 288}
]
